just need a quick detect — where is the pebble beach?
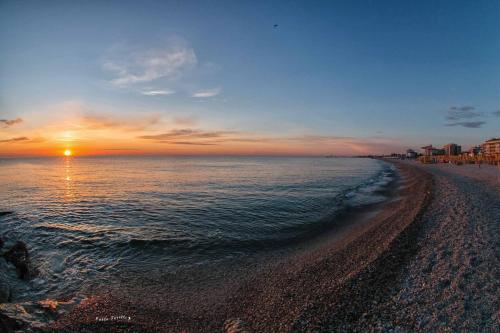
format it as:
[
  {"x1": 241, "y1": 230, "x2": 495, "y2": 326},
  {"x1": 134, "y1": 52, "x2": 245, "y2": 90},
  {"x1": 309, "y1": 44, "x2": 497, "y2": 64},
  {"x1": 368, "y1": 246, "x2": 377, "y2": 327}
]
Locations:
[
  {"x1": 43, "y1": 160, "x2": 498, "y2": 332},
  {"x1": 1, "y1": 160, "x2": 498, "y2": 332}
]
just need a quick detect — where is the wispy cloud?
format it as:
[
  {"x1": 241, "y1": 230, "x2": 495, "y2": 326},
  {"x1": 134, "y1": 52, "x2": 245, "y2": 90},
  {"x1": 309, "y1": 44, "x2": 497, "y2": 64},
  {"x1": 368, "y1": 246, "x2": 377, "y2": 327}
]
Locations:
[
  {"x1": 141, "y1": 89, "x2": 175, "y2": 96},
  {"x1": 139, "y1": 129, "x2": 236, "y2": 142},
  {"x1": 192, "y1": 88, "x2": 221, "y2": 98},
  {"x1": 79, "y1": 113, "x2": 161, "y2": 131},
  {"x1": 445, "y1": 121, "x2": 485, "y2": 128},
  {"x1": 138, "y1": 128, "x2": 255, "y2": 146},
  {"x1": 103, "y1": 148, "x2": 140, "y2": 151},
  {"x1": 46, "y1": 100, "x2": 162, "y2": 132},
  {"x1": 444, "y1": 106, "x2": 486, "y2": 128},
  {"x1": 103, "y1": 39, "x2": 197, "y2": 87},
  {"x1": 0, "y1": 118, "x2": 23, "y2": 127},
  {"x1": 136, "y1": 128, "x2": 402, "y2": 154},
  {"x1": 445, "y1": 106, "x2": 482, "y2": 120},
  {"x1": 170, "y1": 141, "x2": 218, "y2": 146},
  {"x1": 0, "y1": 136, "x2": 29, "y2": 143},
  {"x1": 280, "y1": 135, "x2": 404, "y2": 155}
]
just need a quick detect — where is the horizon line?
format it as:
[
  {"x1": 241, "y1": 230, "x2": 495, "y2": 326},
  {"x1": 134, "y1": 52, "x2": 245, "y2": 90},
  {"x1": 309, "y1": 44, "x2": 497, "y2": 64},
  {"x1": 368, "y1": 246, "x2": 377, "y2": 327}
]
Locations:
[{"x1": 0, "y1": 153, "x2": 366, "y2": 159}]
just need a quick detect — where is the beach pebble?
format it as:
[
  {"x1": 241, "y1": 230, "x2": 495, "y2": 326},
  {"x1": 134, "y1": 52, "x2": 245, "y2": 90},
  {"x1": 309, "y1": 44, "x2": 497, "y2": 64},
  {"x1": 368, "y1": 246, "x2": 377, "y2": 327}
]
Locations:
[{"x1": 224, "y1": 318, "x2": 253, "y2": 333}]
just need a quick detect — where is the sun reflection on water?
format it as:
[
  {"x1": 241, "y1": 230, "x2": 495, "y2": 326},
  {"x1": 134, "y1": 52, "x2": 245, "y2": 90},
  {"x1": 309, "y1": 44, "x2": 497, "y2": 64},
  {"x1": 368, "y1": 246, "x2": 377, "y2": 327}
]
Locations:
[{"x1": 64, "y1": 158, "x2": 74, "y2": 199}]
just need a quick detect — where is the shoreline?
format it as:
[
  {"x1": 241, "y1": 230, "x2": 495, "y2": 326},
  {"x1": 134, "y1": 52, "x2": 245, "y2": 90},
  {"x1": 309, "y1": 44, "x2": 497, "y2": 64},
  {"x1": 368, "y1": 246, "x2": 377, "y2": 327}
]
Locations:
[
  {"x1": 4, "y1": 160, "x2": 498, "y2": 332},
  {"x1": 220, "y1": 160, "x2": 434, "y2": 332},
  {"x1": 48, "y1": 160, "x2": 435, "y2": 332}
]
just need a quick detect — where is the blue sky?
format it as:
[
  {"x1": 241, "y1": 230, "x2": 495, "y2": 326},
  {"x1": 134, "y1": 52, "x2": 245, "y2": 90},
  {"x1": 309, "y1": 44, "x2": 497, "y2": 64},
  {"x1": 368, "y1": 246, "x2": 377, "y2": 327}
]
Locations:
[{"x1": 0, "y1": 0, "x2": 499, "y2": 156}]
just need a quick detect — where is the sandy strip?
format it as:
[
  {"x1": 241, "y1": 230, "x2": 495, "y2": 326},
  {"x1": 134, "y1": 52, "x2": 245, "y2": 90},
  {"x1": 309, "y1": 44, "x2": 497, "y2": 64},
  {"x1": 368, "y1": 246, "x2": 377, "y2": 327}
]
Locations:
[{"x1": 50, "y1": 160, "x2": 498, "y2": 332}]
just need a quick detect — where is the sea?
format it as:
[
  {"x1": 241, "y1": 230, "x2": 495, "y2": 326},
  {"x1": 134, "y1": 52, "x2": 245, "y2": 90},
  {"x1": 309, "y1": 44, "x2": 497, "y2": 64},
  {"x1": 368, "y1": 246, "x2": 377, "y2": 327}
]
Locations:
[{"x1": 0, "y1": 156, "x2": 394, "y2": 301}]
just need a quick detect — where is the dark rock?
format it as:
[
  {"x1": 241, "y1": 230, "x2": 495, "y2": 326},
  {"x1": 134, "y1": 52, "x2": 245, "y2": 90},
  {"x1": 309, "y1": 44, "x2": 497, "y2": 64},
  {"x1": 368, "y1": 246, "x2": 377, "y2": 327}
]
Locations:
[
  {"x1": 0, "y1": 283, "x2": 11, "y2": 304},
  {"x1": 0, "y1": 238, "x2": 3, "y2": 249},
  {"x1": 0, "y1": 302, "x2": 49, "y2": 332},
  {"x1": 0, "y1": 312, "x2": 22, "y2": 333},
  {"x1": 0, "y1": 212, "x2": 13, "y2": 217},
  {"x1": 0, "y1": 298, "x2": 83, "y2": 332},
  {"x1": 0, "y1": 259, "x2": 11, "y2": 303},
  {"x1": 3, "y1": 241, "x2": 33, "y2": 280}
]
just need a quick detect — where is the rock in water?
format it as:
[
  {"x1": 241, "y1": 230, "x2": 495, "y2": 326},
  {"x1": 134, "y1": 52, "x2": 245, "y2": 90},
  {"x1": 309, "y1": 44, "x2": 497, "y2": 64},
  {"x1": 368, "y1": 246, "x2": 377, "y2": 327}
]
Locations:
[
  {"x1": 0, "y1": 238, "x2": 3, "y2": 249},
  {"x1": 224, "y1": 318, "x2": 253, "y2": 333},
  {"x1": 0, "y1": 302, "x2": 50, "y2": 332},
  {"x1": 3, "y1": 241, "x2": 32, "y2": 280},
  {"x1": 0, "y1": 259, "x2": 11, "y2": 303},
  {"x1": 0, "y1": 280, "x2": 11, "y2": 304},
  {"x1": 0, "y1": 311, "x2": 19, "y2": 333},
  {"x1": 0, "y1": 298, "x2": 83, "y2": 333},
  {"x1": 0, "y1": 212, "x2": 13, "y2": 217}
]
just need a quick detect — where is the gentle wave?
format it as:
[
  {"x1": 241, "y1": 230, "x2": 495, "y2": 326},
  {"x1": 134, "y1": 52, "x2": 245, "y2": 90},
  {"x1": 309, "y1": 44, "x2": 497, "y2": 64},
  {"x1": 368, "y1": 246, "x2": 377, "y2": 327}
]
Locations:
[{"x1": 0, "y1": 156, "x2": 392, "y2": 301}]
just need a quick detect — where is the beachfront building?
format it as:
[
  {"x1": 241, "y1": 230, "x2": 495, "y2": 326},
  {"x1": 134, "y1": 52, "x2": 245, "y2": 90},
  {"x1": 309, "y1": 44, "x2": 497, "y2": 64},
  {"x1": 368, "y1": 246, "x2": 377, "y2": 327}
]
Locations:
[
  {"x1": 421, "y1": 145, "x2": 444, "y2": 156},
  {"x1": 443, "y1": 143, "x2": 461, "y2": 156},
  {"x1": 482, "y1": 138, "x2": 500, "y2": 158},
  {"x1": 467, "y1": 146, "x2": 482, "y2": 157},
  {"x1": 406, "y1": 149, "x2": 417, "y2": 158},
  {"x1": 420, "y1": 140, "x2": 499, "y2": 164}
]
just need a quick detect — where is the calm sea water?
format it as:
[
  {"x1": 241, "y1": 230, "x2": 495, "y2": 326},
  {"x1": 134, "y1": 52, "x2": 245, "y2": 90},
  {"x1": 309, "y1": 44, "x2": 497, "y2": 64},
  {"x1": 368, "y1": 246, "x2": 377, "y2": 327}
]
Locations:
[{"x1": 0, "y1": 156, "x2": 393, "y2": 300}]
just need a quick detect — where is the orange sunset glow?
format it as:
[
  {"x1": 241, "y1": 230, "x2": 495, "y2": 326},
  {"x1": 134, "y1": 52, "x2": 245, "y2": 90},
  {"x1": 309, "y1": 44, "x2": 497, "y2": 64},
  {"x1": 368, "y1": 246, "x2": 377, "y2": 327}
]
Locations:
[{"x1": 0, "y1": 101, "x2": 404, "y2": 157}]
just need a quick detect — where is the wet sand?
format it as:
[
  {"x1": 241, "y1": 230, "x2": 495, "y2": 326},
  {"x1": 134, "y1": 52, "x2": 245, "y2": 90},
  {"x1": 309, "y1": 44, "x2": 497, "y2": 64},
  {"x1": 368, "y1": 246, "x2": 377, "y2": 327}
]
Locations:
[{"x1": 49, "y1": 160, "x2": 498, "y2": 332}]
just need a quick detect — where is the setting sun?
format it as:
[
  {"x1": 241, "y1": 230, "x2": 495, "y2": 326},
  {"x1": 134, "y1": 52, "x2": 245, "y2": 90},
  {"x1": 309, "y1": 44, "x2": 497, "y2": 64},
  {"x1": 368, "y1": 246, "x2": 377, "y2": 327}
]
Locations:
[{"x1": 64, "y1": 149, "x2": 72, "y2": 157}]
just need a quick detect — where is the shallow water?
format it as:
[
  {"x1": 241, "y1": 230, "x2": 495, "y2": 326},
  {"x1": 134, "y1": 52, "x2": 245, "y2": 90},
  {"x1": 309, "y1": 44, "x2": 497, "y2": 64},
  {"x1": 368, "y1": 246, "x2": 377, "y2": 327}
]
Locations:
[{"x1": 0, "y1": 156, "x2": 393, "y2": 300}]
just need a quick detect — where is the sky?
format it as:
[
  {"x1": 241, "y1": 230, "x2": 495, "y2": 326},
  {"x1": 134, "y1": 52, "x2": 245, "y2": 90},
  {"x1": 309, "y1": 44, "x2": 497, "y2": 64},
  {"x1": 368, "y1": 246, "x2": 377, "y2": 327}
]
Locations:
[{"x1": 0, "y1": 0, "x2": 499, "y2": 157}]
